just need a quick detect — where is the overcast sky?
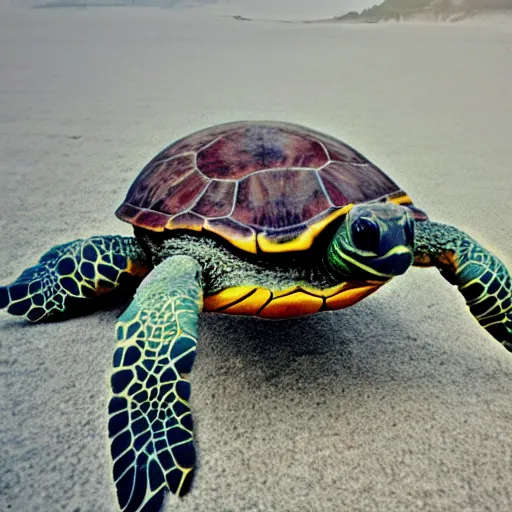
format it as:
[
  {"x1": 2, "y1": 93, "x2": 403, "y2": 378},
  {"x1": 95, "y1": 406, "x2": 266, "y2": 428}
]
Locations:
[{"x1": 3, "y1": 0, "x2": 380, "y2": 16}]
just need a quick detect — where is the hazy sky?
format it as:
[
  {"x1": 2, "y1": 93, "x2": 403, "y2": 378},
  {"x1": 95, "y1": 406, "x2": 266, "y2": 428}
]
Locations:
[{"x1": 3, "y1": 0, "x2": 380, "y2": 17}]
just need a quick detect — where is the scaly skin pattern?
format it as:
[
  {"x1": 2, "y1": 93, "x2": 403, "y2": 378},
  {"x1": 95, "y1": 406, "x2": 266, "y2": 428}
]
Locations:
[
  {"x1": 414, "y1": 221, "x2": 512, "y2": 350},
  {"x1": 109, "y1": 256, "x2": 203, "y2": 512},
  {"x1": 0, "y1": 236, "x2": 149, "y2": 322}
]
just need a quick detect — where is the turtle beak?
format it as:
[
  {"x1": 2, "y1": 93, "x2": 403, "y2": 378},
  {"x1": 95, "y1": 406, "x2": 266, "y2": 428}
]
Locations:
[
  {"x1": 377, "y1": 216, "x2": 414, "y2": 254},
  {"x1": 370, "y1": 247, "x2": 414, "y2": 276}
]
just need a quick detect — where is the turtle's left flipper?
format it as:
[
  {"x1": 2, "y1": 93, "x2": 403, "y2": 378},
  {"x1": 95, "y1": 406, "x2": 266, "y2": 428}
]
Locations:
[
  {"x1": 108, "y1": 255, "x2": 203, "y2": 512},
  {"x1": 0, "y1": 236, "x2": 149, "y2": 322},
  {"x1": 414, "y1": 220, "x2": 512, "y2": 351}
]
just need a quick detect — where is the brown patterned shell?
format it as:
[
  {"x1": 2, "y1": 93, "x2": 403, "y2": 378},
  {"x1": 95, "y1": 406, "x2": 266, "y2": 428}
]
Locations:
[{"x1": 116, "y1": 121, "x2": 413, "y2": 254}]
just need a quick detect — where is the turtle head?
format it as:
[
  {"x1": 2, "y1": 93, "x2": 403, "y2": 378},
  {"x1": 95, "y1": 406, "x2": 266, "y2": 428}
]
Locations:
[{"x1": 327, "y1": 203, "x2": 415, "y2": 281}]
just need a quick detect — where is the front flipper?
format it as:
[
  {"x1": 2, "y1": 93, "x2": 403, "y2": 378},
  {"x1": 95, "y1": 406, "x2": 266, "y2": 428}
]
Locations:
[
  {"x1": 108, "y1": 255, "x2": 203, "y2": 512},
  {"x1": 0, "y1": 236, "x2": 149, "y2": 322},
  {"x1": 414, "y1": 221, "x2": 512, "y2": 350}
]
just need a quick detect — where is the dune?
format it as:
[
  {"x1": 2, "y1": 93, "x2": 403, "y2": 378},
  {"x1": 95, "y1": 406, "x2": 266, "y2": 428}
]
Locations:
[
  {"x1": 0, "y1": 6, "x2": 511, "y2": 512},
  {"x1": 334, "y1": 0, "x2": 512, "y2": 23}
]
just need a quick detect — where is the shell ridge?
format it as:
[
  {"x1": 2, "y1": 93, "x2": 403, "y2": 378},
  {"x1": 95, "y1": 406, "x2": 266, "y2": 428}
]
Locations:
[
  {"x1": 235, "y1": 166, "x2": 320, "y2": 180},
  {"x1": 317, "y1": 161, "x2": 332, "y2": 171},
  {"x1": 226, "y1": 180, "x2": 239, "y2": 218},
  {"x1": 316, "y1": 138, "x2": 331, "y2": 162},
  {"x1": 159, "y1": 167, "x2": 195, "y2": 192},
  {"x1": 196, "y1": 133, "x2": 228, "y2": 156},
  {"x1": 315, "y1": 170, "x2": 335, "y2": 208},
  {"x1": 181, "y1": 179, "x2": 211, "y2": 216},
  {"x1": 153, "y1": 151, "x2": 196, "y2": 165}
]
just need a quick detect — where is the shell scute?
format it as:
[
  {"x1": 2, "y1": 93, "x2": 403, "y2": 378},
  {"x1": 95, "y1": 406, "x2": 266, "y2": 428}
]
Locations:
[
  {"x1": 132, "y1": 210, "x2": 169, "y2": 231},
  {"x1": 191, "y1": 180, "x2": 236, "y2": 218},
  {"x1": 232, "y1": 170, "x2": 331, "y2": 230},
  {"x1": 148, "y1": 124, "x2": 234, "y2": 164},
  {"x1": 197, "y1": 125, "x2": 328, "y2": 180},
  {"x1": 152, "y1": 170, "x2": 209, "y2": 216},
  {"x1": 124, "y1": 154, "x2": 196, "y2": 210},
  {"x1": 319, "y1": 162, "x2": 399, "y2": 205},
  {"x1": 166, "y1": 212, "x2": 204, "y2": 232}
]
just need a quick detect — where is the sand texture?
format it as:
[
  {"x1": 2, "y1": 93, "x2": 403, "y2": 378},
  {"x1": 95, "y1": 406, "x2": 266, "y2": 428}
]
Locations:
[{"x1": 1, "y1": 9, "x2": 511, "y2": 512}]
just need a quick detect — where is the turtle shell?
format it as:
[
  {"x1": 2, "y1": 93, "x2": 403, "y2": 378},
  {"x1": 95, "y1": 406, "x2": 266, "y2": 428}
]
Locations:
[{"x1": 116, "y1": 121, "x2": 416, "y2": 254}]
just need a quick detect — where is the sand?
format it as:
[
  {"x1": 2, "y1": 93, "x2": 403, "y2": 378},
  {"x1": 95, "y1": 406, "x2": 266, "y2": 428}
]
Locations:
[{"x1": 0, "y1": 7, "x2": 511, "y2": 512}]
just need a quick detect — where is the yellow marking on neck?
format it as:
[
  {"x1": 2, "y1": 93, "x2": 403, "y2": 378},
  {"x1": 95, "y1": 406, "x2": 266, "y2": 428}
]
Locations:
[{"x1": 334, "y1": 249, "x2": 393, "y2": 278}]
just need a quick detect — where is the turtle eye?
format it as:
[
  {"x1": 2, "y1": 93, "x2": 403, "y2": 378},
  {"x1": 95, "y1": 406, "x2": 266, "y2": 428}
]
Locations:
[{"x1": 351, "y1": 217, "x2": 380, "y2": 253}]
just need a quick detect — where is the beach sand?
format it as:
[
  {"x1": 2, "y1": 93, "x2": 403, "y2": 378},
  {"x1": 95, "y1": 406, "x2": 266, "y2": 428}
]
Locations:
[{"x1": 0, "y1": 8, "x2": 511, "y2": 512}]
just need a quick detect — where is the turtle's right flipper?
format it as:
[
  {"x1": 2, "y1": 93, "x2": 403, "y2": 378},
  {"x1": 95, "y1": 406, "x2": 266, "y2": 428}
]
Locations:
[{"x1": 0, "y1": 236, "x2": 149, "y2": 322}]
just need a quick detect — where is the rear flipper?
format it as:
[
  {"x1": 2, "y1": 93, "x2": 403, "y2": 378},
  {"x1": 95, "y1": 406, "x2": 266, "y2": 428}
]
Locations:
[
  {"x1": 0, "y1": 236, "x2": 149, "y2": 322},
  {"x1": 414, "y1": 221, "x2": 512, "y2": 351}
]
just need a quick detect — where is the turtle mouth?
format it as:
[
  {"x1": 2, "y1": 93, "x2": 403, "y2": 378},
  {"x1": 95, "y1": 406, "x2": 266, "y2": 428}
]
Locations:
[
  {"x1": 331, "y1": 242, "x2": 414, "y2": 280},
  {"x1": 366, "y1": 247, "x2": 414, "y2": 276}
]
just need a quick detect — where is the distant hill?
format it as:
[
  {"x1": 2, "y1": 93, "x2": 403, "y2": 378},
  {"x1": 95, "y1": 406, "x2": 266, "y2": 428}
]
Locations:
[{"x1": 336, "y1": 0, "x2": 512, "y2": 22}]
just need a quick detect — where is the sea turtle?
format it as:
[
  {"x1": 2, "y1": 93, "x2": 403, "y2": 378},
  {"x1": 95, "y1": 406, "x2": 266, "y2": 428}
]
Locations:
[{"x1": 1, "y1": 121, "x2": 511, "y2": 512}]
